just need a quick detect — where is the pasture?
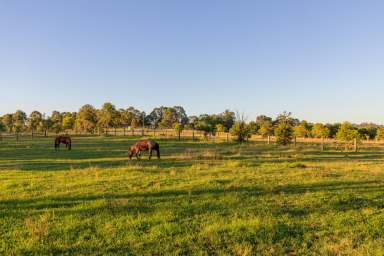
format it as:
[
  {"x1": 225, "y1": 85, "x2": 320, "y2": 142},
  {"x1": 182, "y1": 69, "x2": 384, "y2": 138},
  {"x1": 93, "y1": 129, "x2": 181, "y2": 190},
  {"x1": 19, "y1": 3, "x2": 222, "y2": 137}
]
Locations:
[{"x1": 1, "y1": 136, "x2": 384, "y2": 255}]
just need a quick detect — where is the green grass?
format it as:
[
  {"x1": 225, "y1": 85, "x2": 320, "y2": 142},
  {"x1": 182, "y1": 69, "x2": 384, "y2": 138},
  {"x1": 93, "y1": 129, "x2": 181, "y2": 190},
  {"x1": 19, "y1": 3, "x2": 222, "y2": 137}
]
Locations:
[{"x1": 1, "y1": 136, "x2": 384, "y2": 255}]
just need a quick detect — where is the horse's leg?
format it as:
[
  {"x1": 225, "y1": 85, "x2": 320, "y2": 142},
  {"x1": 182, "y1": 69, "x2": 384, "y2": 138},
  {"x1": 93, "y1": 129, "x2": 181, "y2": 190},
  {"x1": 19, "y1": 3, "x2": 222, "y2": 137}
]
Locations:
[{"x1": 156, "y1": 149, "x2": 160, "y2": 159}]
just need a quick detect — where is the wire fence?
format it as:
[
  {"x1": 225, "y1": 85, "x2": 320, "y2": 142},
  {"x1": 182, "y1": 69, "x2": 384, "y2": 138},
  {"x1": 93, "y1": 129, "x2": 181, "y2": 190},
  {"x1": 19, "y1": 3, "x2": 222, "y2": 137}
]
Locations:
[{"x1": 1, "y1": 128, "x2": 384, "y2": 149}]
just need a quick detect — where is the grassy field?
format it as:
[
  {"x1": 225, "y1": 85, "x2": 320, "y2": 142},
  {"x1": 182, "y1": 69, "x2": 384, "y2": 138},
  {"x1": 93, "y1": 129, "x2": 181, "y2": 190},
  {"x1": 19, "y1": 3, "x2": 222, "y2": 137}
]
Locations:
[{"x1": 1, "y1": 136, "x2": 384, "y2": 255}]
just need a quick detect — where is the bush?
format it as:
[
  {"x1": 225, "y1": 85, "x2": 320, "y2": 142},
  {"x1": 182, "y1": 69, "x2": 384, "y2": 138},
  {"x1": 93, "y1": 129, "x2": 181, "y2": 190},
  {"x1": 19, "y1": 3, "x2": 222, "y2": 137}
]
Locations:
[
  {"x1": 275, "y1": 123, "x2": 293, "y2": 145},
  {"x1": 230, "y1": 121, "x2": 252, "y2": 143}
]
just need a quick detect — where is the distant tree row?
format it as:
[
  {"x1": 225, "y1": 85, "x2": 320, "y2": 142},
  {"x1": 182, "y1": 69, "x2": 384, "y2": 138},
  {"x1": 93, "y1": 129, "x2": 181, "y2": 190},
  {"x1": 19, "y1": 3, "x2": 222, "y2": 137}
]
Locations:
[
  {"x1": 0, "y1": 104, "x2": 234, "y2": 137},
  {"x1": 1, "y1": 104, "x2": 383, "y2": 144},
  {"x1": 230, "y1": 111, "x2": 383, "y2": 144}
]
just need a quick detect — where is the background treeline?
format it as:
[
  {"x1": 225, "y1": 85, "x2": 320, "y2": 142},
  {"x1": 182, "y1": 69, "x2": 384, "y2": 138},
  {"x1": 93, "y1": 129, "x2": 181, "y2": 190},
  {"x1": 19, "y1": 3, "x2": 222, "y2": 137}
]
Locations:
[{"x1": 1, "y1": 103, "x2": 384, "y2": 144}]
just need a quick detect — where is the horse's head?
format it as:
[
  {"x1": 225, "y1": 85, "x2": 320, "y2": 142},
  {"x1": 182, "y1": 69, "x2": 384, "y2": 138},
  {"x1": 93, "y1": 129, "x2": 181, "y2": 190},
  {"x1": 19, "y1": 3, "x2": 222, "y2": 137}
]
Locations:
[{"x1": 128, "y1": 147, "x2": 134, "y2": 159}]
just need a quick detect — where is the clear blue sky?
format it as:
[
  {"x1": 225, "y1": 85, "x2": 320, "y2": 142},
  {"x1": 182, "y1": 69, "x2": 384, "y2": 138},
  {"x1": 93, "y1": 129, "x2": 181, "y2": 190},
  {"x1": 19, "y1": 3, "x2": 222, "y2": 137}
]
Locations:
[{"x1": 1, "y1": 1, "x2": 384, "y2": 123}]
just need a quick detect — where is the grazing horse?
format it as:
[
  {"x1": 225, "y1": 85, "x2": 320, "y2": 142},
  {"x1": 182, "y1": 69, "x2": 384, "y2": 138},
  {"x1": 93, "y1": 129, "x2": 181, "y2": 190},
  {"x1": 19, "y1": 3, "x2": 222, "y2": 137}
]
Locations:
[
  {"x1": 54, "y1": 135, "x2": 72, "y2": 151},
  {"x1": 128, "y1": 140, "x2": 160, "y2": 160}
]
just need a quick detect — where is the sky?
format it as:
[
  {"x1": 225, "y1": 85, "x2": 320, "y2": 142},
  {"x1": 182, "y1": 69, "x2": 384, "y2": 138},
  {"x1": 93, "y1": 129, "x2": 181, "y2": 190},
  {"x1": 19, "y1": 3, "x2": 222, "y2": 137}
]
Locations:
[{"x1": 1, "y1": 0, "x2": 384, "y2": 123}]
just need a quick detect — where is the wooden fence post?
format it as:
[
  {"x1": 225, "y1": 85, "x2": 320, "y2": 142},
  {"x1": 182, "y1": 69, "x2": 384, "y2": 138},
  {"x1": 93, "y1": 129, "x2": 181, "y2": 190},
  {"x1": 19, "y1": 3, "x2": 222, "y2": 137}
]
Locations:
[
  {"x1": 267, "y1": 135, "x2": 270, "y2": 145},
  {"x1": 294, "y1": 136, "x2": 297, "y2": 147},
  {"x1": 354, "y1": 138, "x2": 357, "y2": 152}
]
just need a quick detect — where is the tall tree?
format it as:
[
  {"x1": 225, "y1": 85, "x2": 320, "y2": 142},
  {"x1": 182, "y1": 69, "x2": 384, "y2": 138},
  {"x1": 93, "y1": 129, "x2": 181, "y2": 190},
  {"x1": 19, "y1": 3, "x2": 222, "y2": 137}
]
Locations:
[
  {"x1": 2, "y1": 114, "x2": 13, "y2": 132},
  {"x1": 247, "y1": 121, "x2": 259, "y2": 134},
  {"x1": 28, "y1": 111, "x2": 43, "y2": 135},
  {"x1": 146, "y1": 106, "x2": 165, "y2": 128},
  {"x1": 12, "y1": 110, "x2": 27, "y2": 134},
  {"x1": 229, "y1": 113, "x2": 251, "y2": 142},
  {"x1": 41, "y1": 115, "x2": 52, "y2": 137},
  {"x1": 159, "y1": 108, "x2": 178, "y2": 129},
  {"x1": 220, "y1": 110, "x2": 235, "y2": 131},
  {"x1": 376, "y1": 127, "x2": 384, "y2": 141},
  {"x1": 258, "y1": 120, "x2": 273, "y2": 137},
  {"x1": 274, "y1": 112, "x2": 294, "y2": 145},
  {"x1": 97, "y1": 103, "x2": 118, "y2": 133},
  {"x1": 51, "y1": 111, "x2": 63, "y2": 134},
  {"x1": 294, "y1": 121, "x2": 310, "y2": 138},
  {"x1": 311, "y1": 123, "x2": 330, "y2": 138},
  {"x1": 75, "y1": 104, "x2": 97, "y2": 133},
  {"x1": 336, "y1": 122, "x2": 360, "y2": 143},
  {"x1": 173, "y1": 106, "x2": 189, "y2": 126},
  {"x1": 195, "y1": 114, "x2": 217, "y2": 134},
  {"x1": 326, "y1": 123, "x2": 340, "y2": 138},
  {"x1": 274, "y1": 111, "x2": 299, "y2": 127},
  {"x1": 62, "y1": 112, "x2": 76, "y2": 131},
  {"x1": 256, "y1": 115, "x2": 273, "y2": 126}
]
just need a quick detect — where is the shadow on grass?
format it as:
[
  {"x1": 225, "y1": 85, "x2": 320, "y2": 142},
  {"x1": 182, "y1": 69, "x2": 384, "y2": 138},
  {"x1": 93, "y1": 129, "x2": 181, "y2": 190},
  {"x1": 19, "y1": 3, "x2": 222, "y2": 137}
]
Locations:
[{"x1": 2, "y1": 180, "x2": 384, "y2": 216}]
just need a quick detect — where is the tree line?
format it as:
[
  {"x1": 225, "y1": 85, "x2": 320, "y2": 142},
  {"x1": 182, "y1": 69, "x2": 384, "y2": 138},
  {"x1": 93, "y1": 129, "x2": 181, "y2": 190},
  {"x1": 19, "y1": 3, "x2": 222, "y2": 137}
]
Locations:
[{"x1": 1, "y1": 103, "x2": 384, "y2": 144}]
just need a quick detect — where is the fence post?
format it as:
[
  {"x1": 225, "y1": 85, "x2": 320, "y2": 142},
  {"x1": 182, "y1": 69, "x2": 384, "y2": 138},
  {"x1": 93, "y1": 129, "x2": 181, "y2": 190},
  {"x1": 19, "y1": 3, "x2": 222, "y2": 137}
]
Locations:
[
  {"x1": 226, "y1": 133, "x2": 229, "y2": 142},
  {"x1": 294, "y1": 136, "x2": 297, "y2": 147},
  {"x1": 192, "y1": 128, "x2": 195, "y2": 141},
  {"x1": 123, "y1": 127, "x2": 126, "y2": 136},
  {"x1": 354, "y1": 138, "x2": 357, "y2": 152},
  {"x1": 267, "y1": 135, "x2": 270, "y2": 145}
]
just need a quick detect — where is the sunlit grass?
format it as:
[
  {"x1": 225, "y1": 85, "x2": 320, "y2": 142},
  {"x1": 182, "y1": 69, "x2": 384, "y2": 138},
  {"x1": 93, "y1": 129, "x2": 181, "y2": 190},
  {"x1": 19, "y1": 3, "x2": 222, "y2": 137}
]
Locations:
[{"x1": 1, "y1": 136, "x2": 384, "y2": 255}]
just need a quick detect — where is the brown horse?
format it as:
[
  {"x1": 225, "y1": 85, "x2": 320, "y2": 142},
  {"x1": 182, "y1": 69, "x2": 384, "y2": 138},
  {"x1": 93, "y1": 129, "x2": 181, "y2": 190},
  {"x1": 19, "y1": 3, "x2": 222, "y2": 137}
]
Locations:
[
  {"x1": 128, "y1": 140, "x2": 160, "y2": 160},
  {"x1": 55, "y1": 135, "x2": 72, "y2": 151}
]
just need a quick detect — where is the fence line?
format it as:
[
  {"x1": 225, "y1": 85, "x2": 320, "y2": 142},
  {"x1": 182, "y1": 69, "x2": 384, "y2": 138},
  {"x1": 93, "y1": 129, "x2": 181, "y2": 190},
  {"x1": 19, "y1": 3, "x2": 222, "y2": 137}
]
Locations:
[{"x1": 1, "y1": 129, "x2": 384, "y2": 148}]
